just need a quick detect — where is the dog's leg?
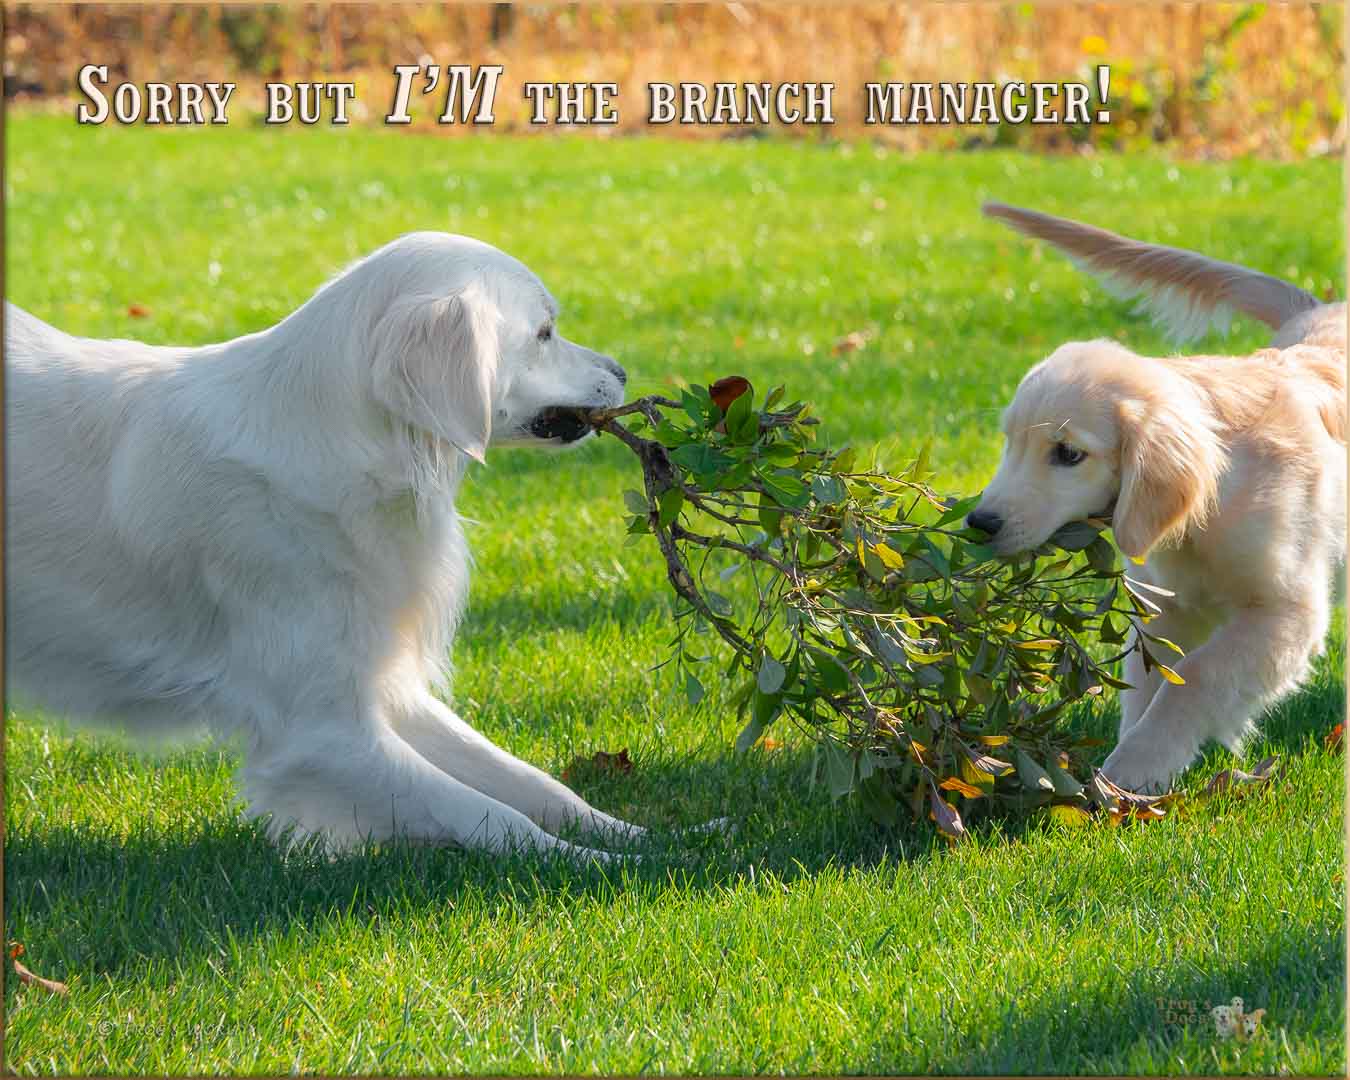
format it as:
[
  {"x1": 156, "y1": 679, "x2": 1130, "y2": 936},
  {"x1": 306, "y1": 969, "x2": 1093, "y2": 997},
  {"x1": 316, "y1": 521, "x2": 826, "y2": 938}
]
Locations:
[
  {"x1": 1102, "y1": 599, "x2": 1329, "y2": 792},
  {"x1": 240, "y1": 721, "x2": 621, "y2": 861},
  {"x1": 1118, "y1": 606, "x2": 1214, "y2": 740},
  {"x1": 388, "y1": 692, "x2": 648, "y2": 845}
]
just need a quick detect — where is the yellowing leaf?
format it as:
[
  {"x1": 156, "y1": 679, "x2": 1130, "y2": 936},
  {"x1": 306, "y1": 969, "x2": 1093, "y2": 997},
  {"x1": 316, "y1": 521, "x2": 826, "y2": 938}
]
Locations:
[
  {"x1": 939, "y1": 775, "x2": 985, "y2": 799},
  {"x1": 872, "y1": 542, "x2": 905, "y2": 570},
  {"x1": 1047, "y1": 804, "x2": 1092, "y2": 828},
  {"x1": 1156, "y1": 663, "x2": 1186, "y2": 685},
  {"x1": 1013, "y1": 639, "x2": 1061, "y2": 651},
  {"x1": 977, "y1": 734, "x2": 1011, "y2": 747},
  {"x1": 959, "y1": 756, "x2": 995, "y2": 789}
]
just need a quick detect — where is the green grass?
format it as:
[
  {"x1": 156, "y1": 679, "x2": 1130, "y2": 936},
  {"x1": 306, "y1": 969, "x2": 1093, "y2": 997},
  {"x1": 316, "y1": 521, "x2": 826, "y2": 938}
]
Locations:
[{"x1": 4, "y1": 114, "x2": 1344, "y2": 1074}]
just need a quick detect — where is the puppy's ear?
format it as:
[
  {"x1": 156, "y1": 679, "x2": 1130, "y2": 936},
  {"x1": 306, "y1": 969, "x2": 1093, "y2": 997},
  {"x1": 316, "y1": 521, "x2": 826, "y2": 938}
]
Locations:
[
  {"x1": 1113, "y1": 395, "x2": 1224, "y2": 560},
  {"x1": 370, "y1": 289, "x2": 498, "y2": 463}
]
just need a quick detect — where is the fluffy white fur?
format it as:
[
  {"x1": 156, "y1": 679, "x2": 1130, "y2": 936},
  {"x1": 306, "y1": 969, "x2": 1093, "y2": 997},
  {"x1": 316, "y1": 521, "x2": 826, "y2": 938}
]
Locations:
[
  {"x1": 972, "y1": 204, "x2": 1346, "y2": 792},
  {"x1": 6, "y1": 232, "x2": 650, "y2": 860}
]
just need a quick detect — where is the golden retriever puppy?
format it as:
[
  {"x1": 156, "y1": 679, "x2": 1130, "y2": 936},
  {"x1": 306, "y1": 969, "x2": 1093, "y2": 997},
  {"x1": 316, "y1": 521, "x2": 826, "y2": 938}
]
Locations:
[{"x1": 970, "y1": 203, "x2": 1345, "y2": 792}]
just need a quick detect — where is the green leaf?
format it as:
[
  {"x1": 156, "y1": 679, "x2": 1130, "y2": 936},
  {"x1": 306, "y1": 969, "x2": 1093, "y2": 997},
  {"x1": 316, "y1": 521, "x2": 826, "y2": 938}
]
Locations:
[
  {"x1": 735, "y1": 715, "x2": 765, "y2": 753},
  {"x1": 1085, "y1": 535, "x2": 1118, "y2": 574},
  {"x1": 725, "y1": 391, "x2": 759, "y2": 443},
  {"x1": 654, "y1": 419, "x2": 691, "y2": 447},
  {"x1": 751, "y1": 685, "x2": 782, "y2": 728},
  {"x1": 857, "y1": 773, "x2": 901, "y2": 826},
  {"x1": 1015, "y1": 749, "x2": 1056, "y2": 792},
  {"x1": 912, "y1": 439, "x2": 933, "y2": 479},
  {"x1": 810, "y1": 474, "x2": 847, "y2": 506},
  {"x1": 1046, "y1": 760, "x2": 1085, "y2": 798},
  {"x1": 757, "y1": 496, "x2": 785, "y2": 537},
  {"x1": 623, "y1": 489, "x2": 648, "y2": 515},
  {"x1": 759, "y1": 444, "x2": 800, "y2": 465},
  {"x1": 681, "y1": 386, "x2": 715, "y2": 427},
  {"x1": 670, "y1": 443, "x2": 735, "y2": 477},
  {"x1": 1099, "y1": 614, "x2": 1126, "y2": 645},
  {"x1": 705, "y1": 591, "x2": 734, "y2": 618},
  {"x1": 757, "y1": 656, "x2": 787, "y2": 694},
  {"x1": 684, "y1": 672, "x2": 705, "y2": 706},
  {"x1": 1048, "y1": 520, "x2": 1105, "y2": 551},
  {"x1": 758, "y1": 469, "x2": 811, "y2": 509},
  {"x1": 823, "y1": 742, "x2": 857, "y2": 799},
  {"x1": 810, "y1": 650, "x2": 851, "y2": 694},
  {"x1": 830, "y1": 447, "x2": 857, "y2": 474},
  {"x1": 656, "y1": 487, "x2": 684, "y2": 528},
  {"x1": 935, "y1": 495, "x2": 979, "y2": 527}
]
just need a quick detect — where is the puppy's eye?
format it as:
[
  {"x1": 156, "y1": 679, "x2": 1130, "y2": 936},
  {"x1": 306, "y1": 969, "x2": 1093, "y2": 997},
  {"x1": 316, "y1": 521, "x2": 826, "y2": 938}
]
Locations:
[
  {"x1": 1051, "y1": 442, "x2": 1087, "y2": 467},
  {"x1": 537, "y1": 324, "x2": 554, "y2": 343}
]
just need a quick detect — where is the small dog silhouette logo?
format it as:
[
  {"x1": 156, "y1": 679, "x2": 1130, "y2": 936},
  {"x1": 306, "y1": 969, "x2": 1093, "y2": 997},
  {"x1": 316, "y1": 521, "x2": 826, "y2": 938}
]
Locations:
[{"x1": 1211, "y1": 997, "x2": 1266, "y2": 1041}]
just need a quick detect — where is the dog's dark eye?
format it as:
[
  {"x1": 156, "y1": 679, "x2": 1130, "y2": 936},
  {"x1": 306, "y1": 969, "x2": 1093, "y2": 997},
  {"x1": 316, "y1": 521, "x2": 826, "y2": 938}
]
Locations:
[
  {"x1": 537, "y1": 324, "x2": 554, "y2": 343},
  {"x1": 1051, "y1": 442, "x2": 1087, "y2": 467}
]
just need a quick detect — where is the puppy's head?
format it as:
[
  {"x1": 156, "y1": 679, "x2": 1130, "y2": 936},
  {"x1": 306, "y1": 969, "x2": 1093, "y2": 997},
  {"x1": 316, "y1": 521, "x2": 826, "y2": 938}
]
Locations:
[
  {"x1": 968, "y1": 339, "x2": 1224, "y2": 560},
  {"x1": 365, "y1": 233, "x2": 625, "y2": 463}
]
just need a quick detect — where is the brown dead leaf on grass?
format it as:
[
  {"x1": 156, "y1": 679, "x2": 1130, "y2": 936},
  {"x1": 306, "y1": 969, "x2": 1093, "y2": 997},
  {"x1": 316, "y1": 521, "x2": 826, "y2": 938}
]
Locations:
[
  {"x1": 1203, "y1": 754, "x2": 1284, "y2": 797},
  {"x1": 8, "y1": 942, "x2": 67, "y2": 996},
  {"x1": 561, "y1": 748, "x2": 633, "y2": 784},
  {"x1": 1325, "y1": 723, "x2": 1343, "y2": 753}
]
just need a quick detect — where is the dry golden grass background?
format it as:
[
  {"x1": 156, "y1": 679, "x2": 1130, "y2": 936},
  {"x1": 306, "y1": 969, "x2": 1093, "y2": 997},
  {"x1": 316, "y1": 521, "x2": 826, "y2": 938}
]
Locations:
[{"x1": 5, "y1": 3, "x2": 1345, "y2": 157}]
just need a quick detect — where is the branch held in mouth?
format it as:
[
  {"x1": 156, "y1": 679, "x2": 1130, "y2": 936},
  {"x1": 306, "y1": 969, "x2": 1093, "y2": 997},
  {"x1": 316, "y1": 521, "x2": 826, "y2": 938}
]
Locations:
[{"x1": 592, "y1": 375, "x2": 1184, "y2": 839}]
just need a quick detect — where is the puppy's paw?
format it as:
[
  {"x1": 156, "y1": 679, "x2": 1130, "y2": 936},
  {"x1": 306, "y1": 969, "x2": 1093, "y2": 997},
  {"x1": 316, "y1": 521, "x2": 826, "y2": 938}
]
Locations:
[{"x1": 1100, "y1": 743, "x2": 1176, "y2": 795}]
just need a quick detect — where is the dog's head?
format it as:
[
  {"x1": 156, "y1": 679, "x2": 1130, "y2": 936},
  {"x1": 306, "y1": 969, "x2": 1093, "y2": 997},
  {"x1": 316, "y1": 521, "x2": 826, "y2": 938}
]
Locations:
[
  {"x1": 361, "y1": 232, "x2": 625, "y2": 463},
  {"x1": 967, "y1": 339, "x2": 1224, "y2": 560}
]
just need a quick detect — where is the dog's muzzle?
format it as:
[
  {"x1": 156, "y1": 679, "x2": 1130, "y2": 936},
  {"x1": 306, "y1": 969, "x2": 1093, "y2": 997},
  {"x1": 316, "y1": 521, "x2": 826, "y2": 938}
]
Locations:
[{"x1": 529, "y1": 406, "x2": 594, "y2": 443}]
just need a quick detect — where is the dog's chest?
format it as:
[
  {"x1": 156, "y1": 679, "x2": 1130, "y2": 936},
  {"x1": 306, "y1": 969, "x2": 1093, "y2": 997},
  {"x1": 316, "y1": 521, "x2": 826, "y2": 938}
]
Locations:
[{"x1": 1141, "y1": 545, "x2": 1233, "y2": 619}]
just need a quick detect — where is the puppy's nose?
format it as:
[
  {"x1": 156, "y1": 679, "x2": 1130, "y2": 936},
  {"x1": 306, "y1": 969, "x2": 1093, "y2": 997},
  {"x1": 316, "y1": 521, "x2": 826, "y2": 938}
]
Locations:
[{"x1": 966, "y1": 509, "x2": 1004, "y2": 536}]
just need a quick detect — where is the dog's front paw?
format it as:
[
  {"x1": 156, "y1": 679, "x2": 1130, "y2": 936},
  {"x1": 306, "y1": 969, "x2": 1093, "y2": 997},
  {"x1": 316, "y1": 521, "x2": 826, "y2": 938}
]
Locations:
[{"x1": 1100, "y1": 742, "x2": 1177, "y2": 795}]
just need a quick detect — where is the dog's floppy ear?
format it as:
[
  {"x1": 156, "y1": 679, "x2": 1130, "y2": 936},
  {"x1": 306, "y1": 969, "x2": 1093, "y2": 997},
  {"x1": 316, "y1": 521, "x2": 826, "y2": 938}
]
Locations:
[
  {"x1": 1113, "y1": 395, "x2": 1224, "y2": 560},
  {"x1": 370, "y1": 288, "x2": 498, "y2": 464}
]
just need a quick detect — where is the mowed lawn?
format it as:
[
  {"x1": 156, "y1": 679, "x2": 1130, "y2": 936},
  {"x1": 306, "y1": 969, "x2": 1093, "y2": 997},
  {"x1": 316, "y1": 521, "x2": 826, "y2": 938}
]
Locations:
[{"x1": 4, "y1": 114, "x2": 1344, "y2": 1074}]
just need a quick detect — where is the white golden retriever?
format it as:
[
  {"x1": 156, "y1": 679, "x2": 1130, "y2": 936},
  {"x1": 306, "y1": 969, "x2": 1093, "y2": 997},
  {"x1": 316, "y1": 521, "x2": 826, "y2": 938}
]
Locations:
[
  {"x1": 970, "y1": 203, "x2": 1345, "y2": 792},
  {"x1": 6, "y1": 232, "x2": 651, "y2": 860}
]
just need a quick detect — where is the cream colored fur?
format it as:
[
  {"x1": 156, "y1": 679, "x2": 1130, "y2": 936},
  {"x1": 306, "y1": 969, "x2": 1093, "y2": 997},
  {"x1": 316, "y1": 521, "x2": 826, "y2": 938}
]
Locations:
[
  {"x1": 6, "y1": 232, "x2": 653, "y2": 859},
  {"x1": 973, "y1": 204, "x2": 1345, "y2": 792}
]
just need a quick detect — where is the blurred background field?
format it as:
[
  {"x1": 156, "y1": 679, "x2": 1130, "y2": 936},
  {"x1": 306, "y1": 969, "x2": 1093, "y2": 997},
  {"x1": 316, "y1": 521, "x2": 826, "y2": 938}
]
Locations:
[{"x1": 4, "y1": 2, "x2": 1345, "y2": 158}]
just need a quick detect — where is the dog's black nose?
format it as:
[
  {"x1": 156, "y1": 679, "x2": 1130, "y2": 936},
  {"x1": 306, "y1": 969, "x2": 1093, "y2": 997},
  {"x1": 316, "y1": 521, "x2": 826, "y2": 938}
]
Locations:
[{"x1": 966, "y1": 509, "x2": 1004, "y2": 536}]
